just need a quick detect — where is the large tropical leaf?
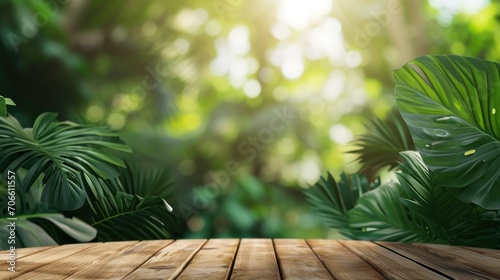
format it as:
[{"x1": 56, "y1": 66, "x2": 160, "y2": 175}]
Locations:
[
  {"x1": 0, "y1": 173, "x2": 96, "y2": 249},
  {"x1": 304, "y1": 173, "x2": 380, "y2": 238},
  {"x1": 89, "y1": 192, "x2": 178, "y2": 241},
  {"x1": 349, "y1": 109, "x2": 415, "y2": 182},
  {"x1": 0, "y1": 113, "x2": 131, "y2": 210},
  {"x1": 395, "y1": 55, "x2": 500, "y2": 209}
]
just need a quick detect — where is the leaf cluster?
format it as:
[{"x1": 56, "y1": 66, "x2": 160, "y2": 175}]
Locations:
[
  {"x1": 305, "y1": 55, "x2": 500, "y2": 249},
  {"x1": 0, "y1": 112, "x2": 178, "y2": 249}
]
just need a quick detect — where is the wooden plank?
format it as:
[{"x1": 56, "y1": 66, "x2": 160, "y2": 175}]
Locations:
[
  {"x1": 176, "y1": 239, "x2": 239, "y2": 280},
  {"x1": 15, "y1": 241, "x2": 136, "y2": 280},
  {"x1": 459, "y1": 246, "x2": 500, "y2": 260},
  {"x1": 231, "y1": 239, "x2": 280, "y2": 280},
  {"x1": 0, "y1": 245, "x2": 56, "y2": 261},
  {"x1": 339, "y1": 240, "x2": 448, "y2": 280},
  {"x1": 125, "y1": 239, "x2": 207, "y2": 280},
  {"x1": 4, "y1": 239, "x2": 498, "y2": 279},
  {"x1": 411, "y1": 243, "x2": 500, "y2": 279},
  {"x1": 69, "y1": 240, "x2": 173, "y2": 279},
  {"x1": 274, "y1": 239, "x2": 333, "y2": 280},
  {"x1": 378, "y1": 242, "x2": 498, "y2": 280},
  {"x1": 0, "y1": 243, "x2": 99, "y2": 279},
  {"x1": 307, "y1": 239, "x2": 384, "y2": 280}
]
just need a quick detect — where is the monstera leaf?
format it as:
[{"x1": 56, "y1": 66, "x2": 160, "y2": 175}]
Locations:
[
  {"x1": 0, "y1": 113, "x2": 131, "y2": 211},
  {"x1": 395, "y1": 55, "x2": 500, "y2": 209}
]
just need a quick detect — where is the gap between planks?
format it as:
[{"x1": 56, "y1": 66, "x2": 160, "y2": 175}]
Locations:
[
  {"x1": 274, "y1": 239, "x2": 334, "y2": 279},
  {"x1": 231, "y1": 239, "x2": 280, "y2": 280},
  {"x1": 0, "y1": 242, "x2": 101, "y2": 279},
  {"x1": 175, "y1": 239, "x2": 239, "y2": 280},
  {"x1": 306, "y1": 239, "x2": 385, "y2": 280},
  {"x1": 124, "y1": 239, "x2": 208, "y2": 280},
  {"x1": 338, "y1": 240, "x2": 449, "y2": 280},
  {"x1": 379, "y1": 242, "x2": 500, "y2": 280}
]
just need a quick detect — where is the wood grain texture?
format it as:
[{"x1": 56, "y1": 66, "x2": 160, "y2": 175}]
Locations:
[
  {"x1": 378, "y1": 241, "x2": 499, "y2": 279},
  {"x1": 412, "y1": 243, "x2": 500, "y2": 279},
  {"x1": 274, "y1": 239, "x2": 333, "y2": 280},
  {"x1": 460, "y1": 246, "x2": 500, "y2": 260},
  {"x1": 231, "y1": 239, "x2": 280, "y2": 280},
  {"x1": 1, "y1": 239, "x2": 500, "y2": 279},
  {"x1": 14, "y1": 245, "x2": 55, "y2": 260},
  {"x1": 339, "y1": 240, "x2": 448, "y2": 280},
  {"x1": 0, "y1": 242, "x2": 99, "y2": 279},
  {"x1": 307, "y1": 239, "x2": 384, "y2": 280},
  {"x1": 125, "y1": 239, "x2": 207, "y2": 280},
  {"x1": 15, "y1": 241, "x2": 136, "y2": 280},
  {"x1": 176, "y1": 239, "x2": 239, "y2": 280},
  {"x1": 70, "y1": 240, "x2": 173, "y2": 280}
]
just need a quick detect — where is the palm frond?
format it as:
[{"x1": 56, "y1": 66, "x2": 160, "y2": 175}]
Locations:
[
  {"x1": 0, "y1": 113, "x2": 131, "y2": 211},
  {"x1": 90, "y1": 192, "x2": 178, "y2": 241},
  {"x1": 310, "y1": 152, "x2": 500, "y2": 248},
  {"x1": 86, "y1": 158, "x2": 178, "y2": 241},
  {"x1": 397, "y1": 151, "x2": 500, "y2": 248},
  {"x1": 349, "y1": 109, "x2": 415, "y2": 182},
  {"x1": 304, "y1": 173, "x2": 380, "y2": 238},
  {"x1": 108, "y1": 160, "x2": 175, "y2": 199},
  {"x1": 347, "y1": 181, "x2": 445, "y2": 243}
]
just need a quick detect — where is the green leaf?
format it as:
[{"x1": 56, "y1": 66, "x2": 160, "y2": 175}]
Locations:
[
  {"x1": 304, "y1": 172, "x2": 380, "y2": 238},
  {"x1": 349, "y1": 109, "x2": 415, "y2": 182},
  {"x1": 5, "y1": 98, "x2": 15, "y2": 106},
  {"x1": 80, "y1": 159, "x2": 178, "y2": 241},
  {"x1": 0, "y1": 113, "x2": 131, "y2": 211},
  {"x1": 42, "y1": 215, "x2": 97, "y2": 242},
  {"x1": 397, "y1": 151, "x2": 499, "y2": 248},
  {"x1": 0, "y1": 173, "x2": 96, "y2": 249},
  {"x1": 348, "y1": 181, "x2": 442, "y2": 243},
  {"x1": 0, "y1": 97, "x2": 5, "y2": 118},
  {"x1": 107, "y1": 159, "x2": 175, "y2": 199},
  {"x1": 0, "y1": 220, "x2": 58, "y2": 249},
  {"x1": 340, "y1": 151, "x2": 499, "y2": 247},
  {"x1": 395, "y1": 55, "x2": 500, "y2": 209},
  {"x1": 90, "y1": 192, "x2": 178, "y2": 241},
  {"x1": 0, "y1": 96, "x2": 15, "y2": 117}
]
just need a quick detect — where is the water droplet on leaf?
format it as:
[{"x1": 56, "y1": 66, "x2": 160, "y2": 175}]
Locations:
[
  {"x1": 423, "y1": 128, "x2": 449, "y2": 138},
  {"x1": 492, "y1": 108, "x2": 496, "y2": 115},
  {"x1": 436, "y1": 116, "x2": 451, "y2": 121},
  {"x1": 464, "y1": 149, "x2": 476, "y2": 156}
]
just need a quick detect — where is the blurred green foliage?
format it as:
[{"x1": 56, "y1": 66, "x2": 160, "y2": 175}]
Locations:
[{"x1": 1, "y1": 0, "x2": 499, "y2": 238}]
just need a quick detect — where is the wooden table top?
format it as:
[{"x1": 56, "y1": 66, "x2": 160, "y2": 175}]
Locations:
[{"x1": 1, "y1": 239, "x2": 499, "y2": 279}]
